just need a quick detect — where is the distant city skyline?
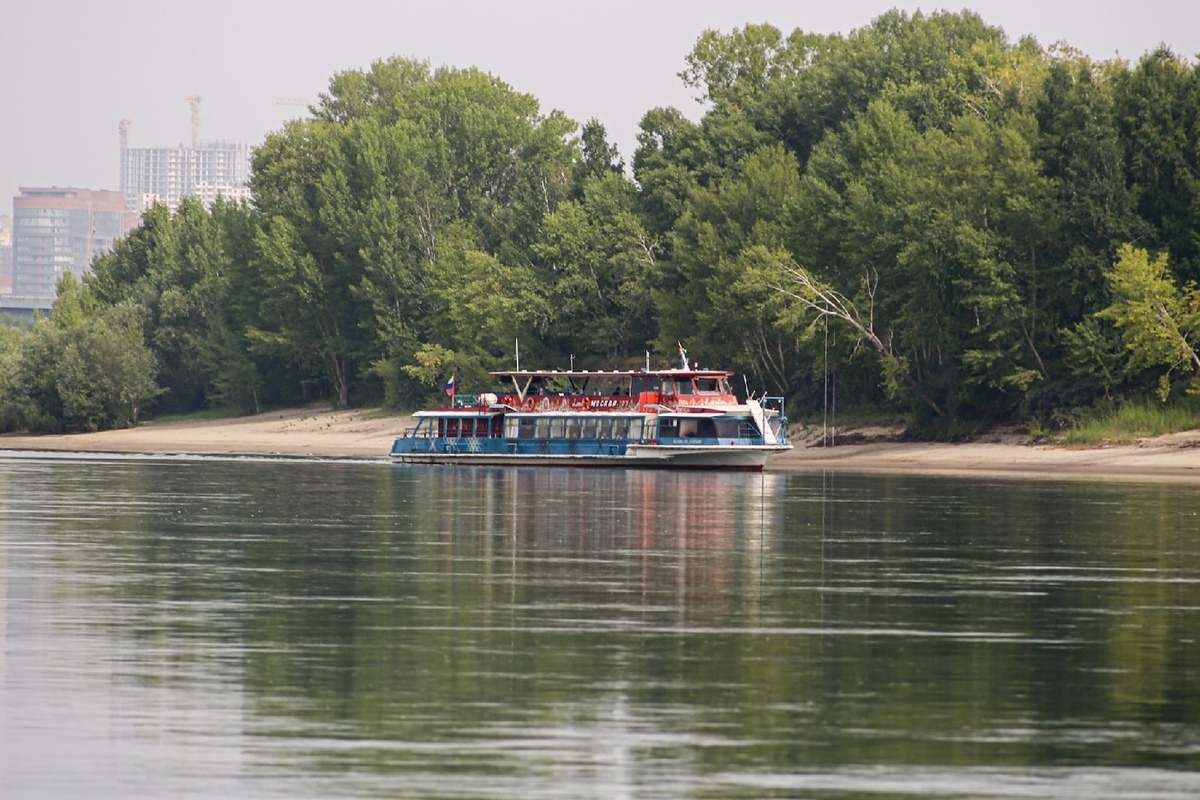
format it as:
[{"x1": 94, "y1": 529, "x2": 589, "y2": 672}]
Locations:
[{"x1": 3, "y1": 1, "x2": 1199, "y2": 209}]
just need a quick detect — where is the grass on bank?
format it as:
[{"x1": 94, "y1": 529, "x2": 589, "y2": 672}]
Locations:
[{"x1": 1058, "y1": 397, "x2": 1200, "y2": 446}]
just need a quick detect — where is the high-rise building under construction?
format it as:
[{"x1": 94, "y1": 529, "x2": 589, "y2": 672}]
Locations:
[
  {"x1": 118, "y1": 99, "x2": 251, "y2": 212},
  {"x1": 119, "y1": 140, "x2": 251, "y2": 212}
]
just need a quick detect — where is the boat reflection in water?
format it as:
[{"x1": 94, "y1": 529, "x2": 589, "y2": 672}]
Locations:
[{"x1": 408, "y1": 466, "x2": 787, "y2": 606}]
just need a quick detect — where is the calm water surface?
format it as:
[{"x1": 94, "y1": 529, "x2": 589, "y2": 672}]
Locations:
[{"x1": 1, "y1": 454, "x2": 1198, "y2": 799}]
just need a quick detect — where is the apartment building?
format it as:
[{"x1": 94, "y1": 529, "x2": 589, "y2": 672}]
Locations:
[
  {"x1": 11, "y1": 188, "x2": 138, "y2": 298},
  {"x1": 120, "y1": 140, "x2": 251, "y2": 212}
]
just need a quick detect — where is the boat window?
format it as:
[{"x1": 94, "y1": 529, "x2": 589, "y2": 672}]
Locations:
[
  {"x1": 534, "y1": 418, "x2": 551, "y2": 438},
  {"x1": 714, "y1": 418, "x2": 746, "y2": 438},
  {"x1": 548, "y1": 418, "x2": 565, "y2": 439},
  {"x1": 446, "y1": 419, "x2": 460, "y2": 438},
  {"x1": 675, "y1": 379, "x2": 694, "y2": 395},
  {"x1": 695, "y1": 377, "x2": 720, "y2": 394},
  {"x1": 517, "y1": 418, "x2": 537, "y2": 438},
  {"x1": 594, "y1": 418, "x2": 610, "y2": 439},
  {"x1": 628, "y1": 418, "x2": 643, "y2": 439},
  {"x1": 658, "y1": 417, "x2": 680, "y2": 438},
  {"x1": 565, "y1": 417, "x2": 581, "y2": 439},
  {"x1": 659, "y1": 380, "x2": 674, "y2": 396},
  {"x1": 505, "y1": 418, "x2": 520, "y2": 438},
  {"x1": 580, "y1": 417, "x2": 598, "y2": 438},
  {"x1": 630, "y1": 376, "x2": 661, "y2": 393}
]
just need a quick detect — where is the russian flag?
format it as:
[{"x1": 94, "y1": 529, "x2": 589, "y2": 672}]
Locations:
[{"x1": 444, "y1": 375, "x2": 456, "y2": 396}]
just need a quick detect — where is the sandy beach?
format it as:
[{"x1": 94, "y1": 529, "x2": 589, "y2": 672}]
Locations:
[{"x1": 2, "y1": 407, "x2": 1199, "y2": 483}]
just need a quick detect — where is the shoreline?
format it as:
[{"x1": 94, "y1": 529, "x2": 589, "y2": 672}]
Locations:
[{"x1": 1, "y1": 407, "x2": 1199, "y2": 484}]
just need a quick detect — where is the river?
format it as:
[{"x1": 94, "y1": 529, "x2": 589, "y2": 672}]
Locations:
[{"x1": 1, "y1": 454, "x2": 1198, "y2": 798}]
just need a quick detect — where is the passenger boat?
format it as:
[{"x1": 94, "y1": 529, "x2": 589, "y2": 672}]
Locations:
[{"x1": 390, "y1": 350, "x2": 791, "y2": 471}]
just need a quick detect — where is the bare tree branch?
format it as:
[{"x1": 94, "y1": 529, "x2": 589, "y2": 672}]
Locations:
[{"x1": 771, "y1": 255, "x2": 944, "y2": 416}]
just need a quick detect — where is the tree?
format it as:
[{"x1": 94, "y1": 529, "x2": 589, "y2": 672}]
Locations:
[
  {"x1": 251, "y1": 213, "x2": 361, "y2": 409},
  {"x1": 536, "y1": 172, "x2": 658, "y2": 360},
  {"x1": 1115, "y1": 48, "x2": 1200, "y2": 283},
  {"x1": 0, "y1": 325, "x2": 25, "y2": 431},
  {"x1": 0, "y1": 276, "x2": 159, "y2": 432},
  {"x1": 769, "y1": 251, "x2": 944, "y2": 416},
  {"x1": 86, "y1": 197, "x2": 256, "y2": 413},
  {"x1": 571, "y1": 118, "x2": 624, "y2": 197},
  {"x1": 424, "y1": 223, "x2": 552, "y2": 363},
  {"x1": 252, "y1": 57, "x2": 578, "y2": 408},
  {"x1": 55, "y1": 306, "x2": 161, "y2": 430},
  {"x1": 1098, "y1": 244, "x2": 1200, "y2": 399},
  {"x1": 657, "y1": 144, "x2": 806, "y2": 393}
]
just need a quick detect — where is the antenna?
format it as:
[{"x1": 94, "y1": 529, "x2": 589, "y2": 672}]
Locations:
[{"x1": 183, "y1": 94, "x2": 202, "y2": 148}]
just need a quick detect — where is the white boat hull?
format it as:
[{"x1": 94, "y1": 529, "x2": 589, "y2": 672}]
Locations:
[{"x1": 393, "y1": 444, "x2": 790, "y2": 471}]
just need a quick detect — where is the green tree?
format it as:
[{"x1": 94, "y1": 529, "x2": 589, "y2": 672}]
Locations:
[
  {"x1": 1115, "y1": 48, "x2": 1200, "y2": 283},
  {"x1": 536, "y1": 172, "x2": 658, "y2": 360},
  {"x1": 87, "y1": 197, "x2": 256, "y2": 412},
  {"x1": 2, "y1": 276, "x2": 159, "y2": 432},
  {"x1": 658, "y1": 144, "x2": 805, "y2": 392},
  {"x1": 1098, "y1": 244, "x2": 1200, "y2": 399},
  {"x1": 251, "y1": 213, "x2": 361, "y2": 409},
  {"x1": 0, "y1": 325, "x2": 25, "y2": 431},
  {"x1": 252, "y1": 57, "x2": 578, "y2": 407},
  {"x1": 55, "y1": 305, "x2": 161, "y2": 430},
  {"x1": 424, "y1": 223, "x2": 552, "y2": 365},
  {"x1": 571, "y1": 118, "x2": 624, "y2": 197}
]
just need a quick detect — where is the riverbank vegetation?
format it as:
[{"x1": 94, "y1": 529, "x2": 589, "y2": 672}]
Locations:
[
  {"x1": 3, "y1": 9, "x2": 1200, "y2": 435},
  {"x1": 1058, "y1": 396, "x2": 1200, "y2": 446}
]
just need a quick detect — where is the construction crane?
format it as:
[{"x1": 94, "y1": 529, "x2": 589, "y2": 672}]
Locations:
[
  {"x1": 183, "y1": 94, "x2": 202, "y2": 148},
  {"x1": 276, "y1": 97, "x2": 314, "y2": 119}
]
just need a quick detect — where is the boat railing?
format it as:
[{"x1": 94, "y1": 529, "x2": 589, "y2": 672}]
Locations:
[
  {"x1": 760, "y1": 395, "x2": 788, "y2": 444},
  {"x1": 738, "y1": 420, "x2": 761, "y2": 438},
  {"x1": 760, "y1": 395, "x2": 787, "y2": 416}
]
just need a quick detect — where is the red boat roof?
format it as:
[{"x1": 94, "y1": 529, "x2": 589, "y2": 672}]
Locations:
[{"x1": 489, "y1": 369, "x2": 734, "y2": 379}]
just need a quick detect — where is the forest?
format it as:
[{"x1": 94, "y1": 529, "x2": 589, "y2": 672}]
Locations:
[{"x1": 2, "y1": 9, "x2": 1200, "y2": 435}]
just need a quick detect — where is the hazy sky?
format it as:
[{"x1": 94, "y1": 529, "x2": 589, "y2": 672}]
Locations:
[{"x1": 3, "y1": 1, "x2": 1198, "y2": 208}]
